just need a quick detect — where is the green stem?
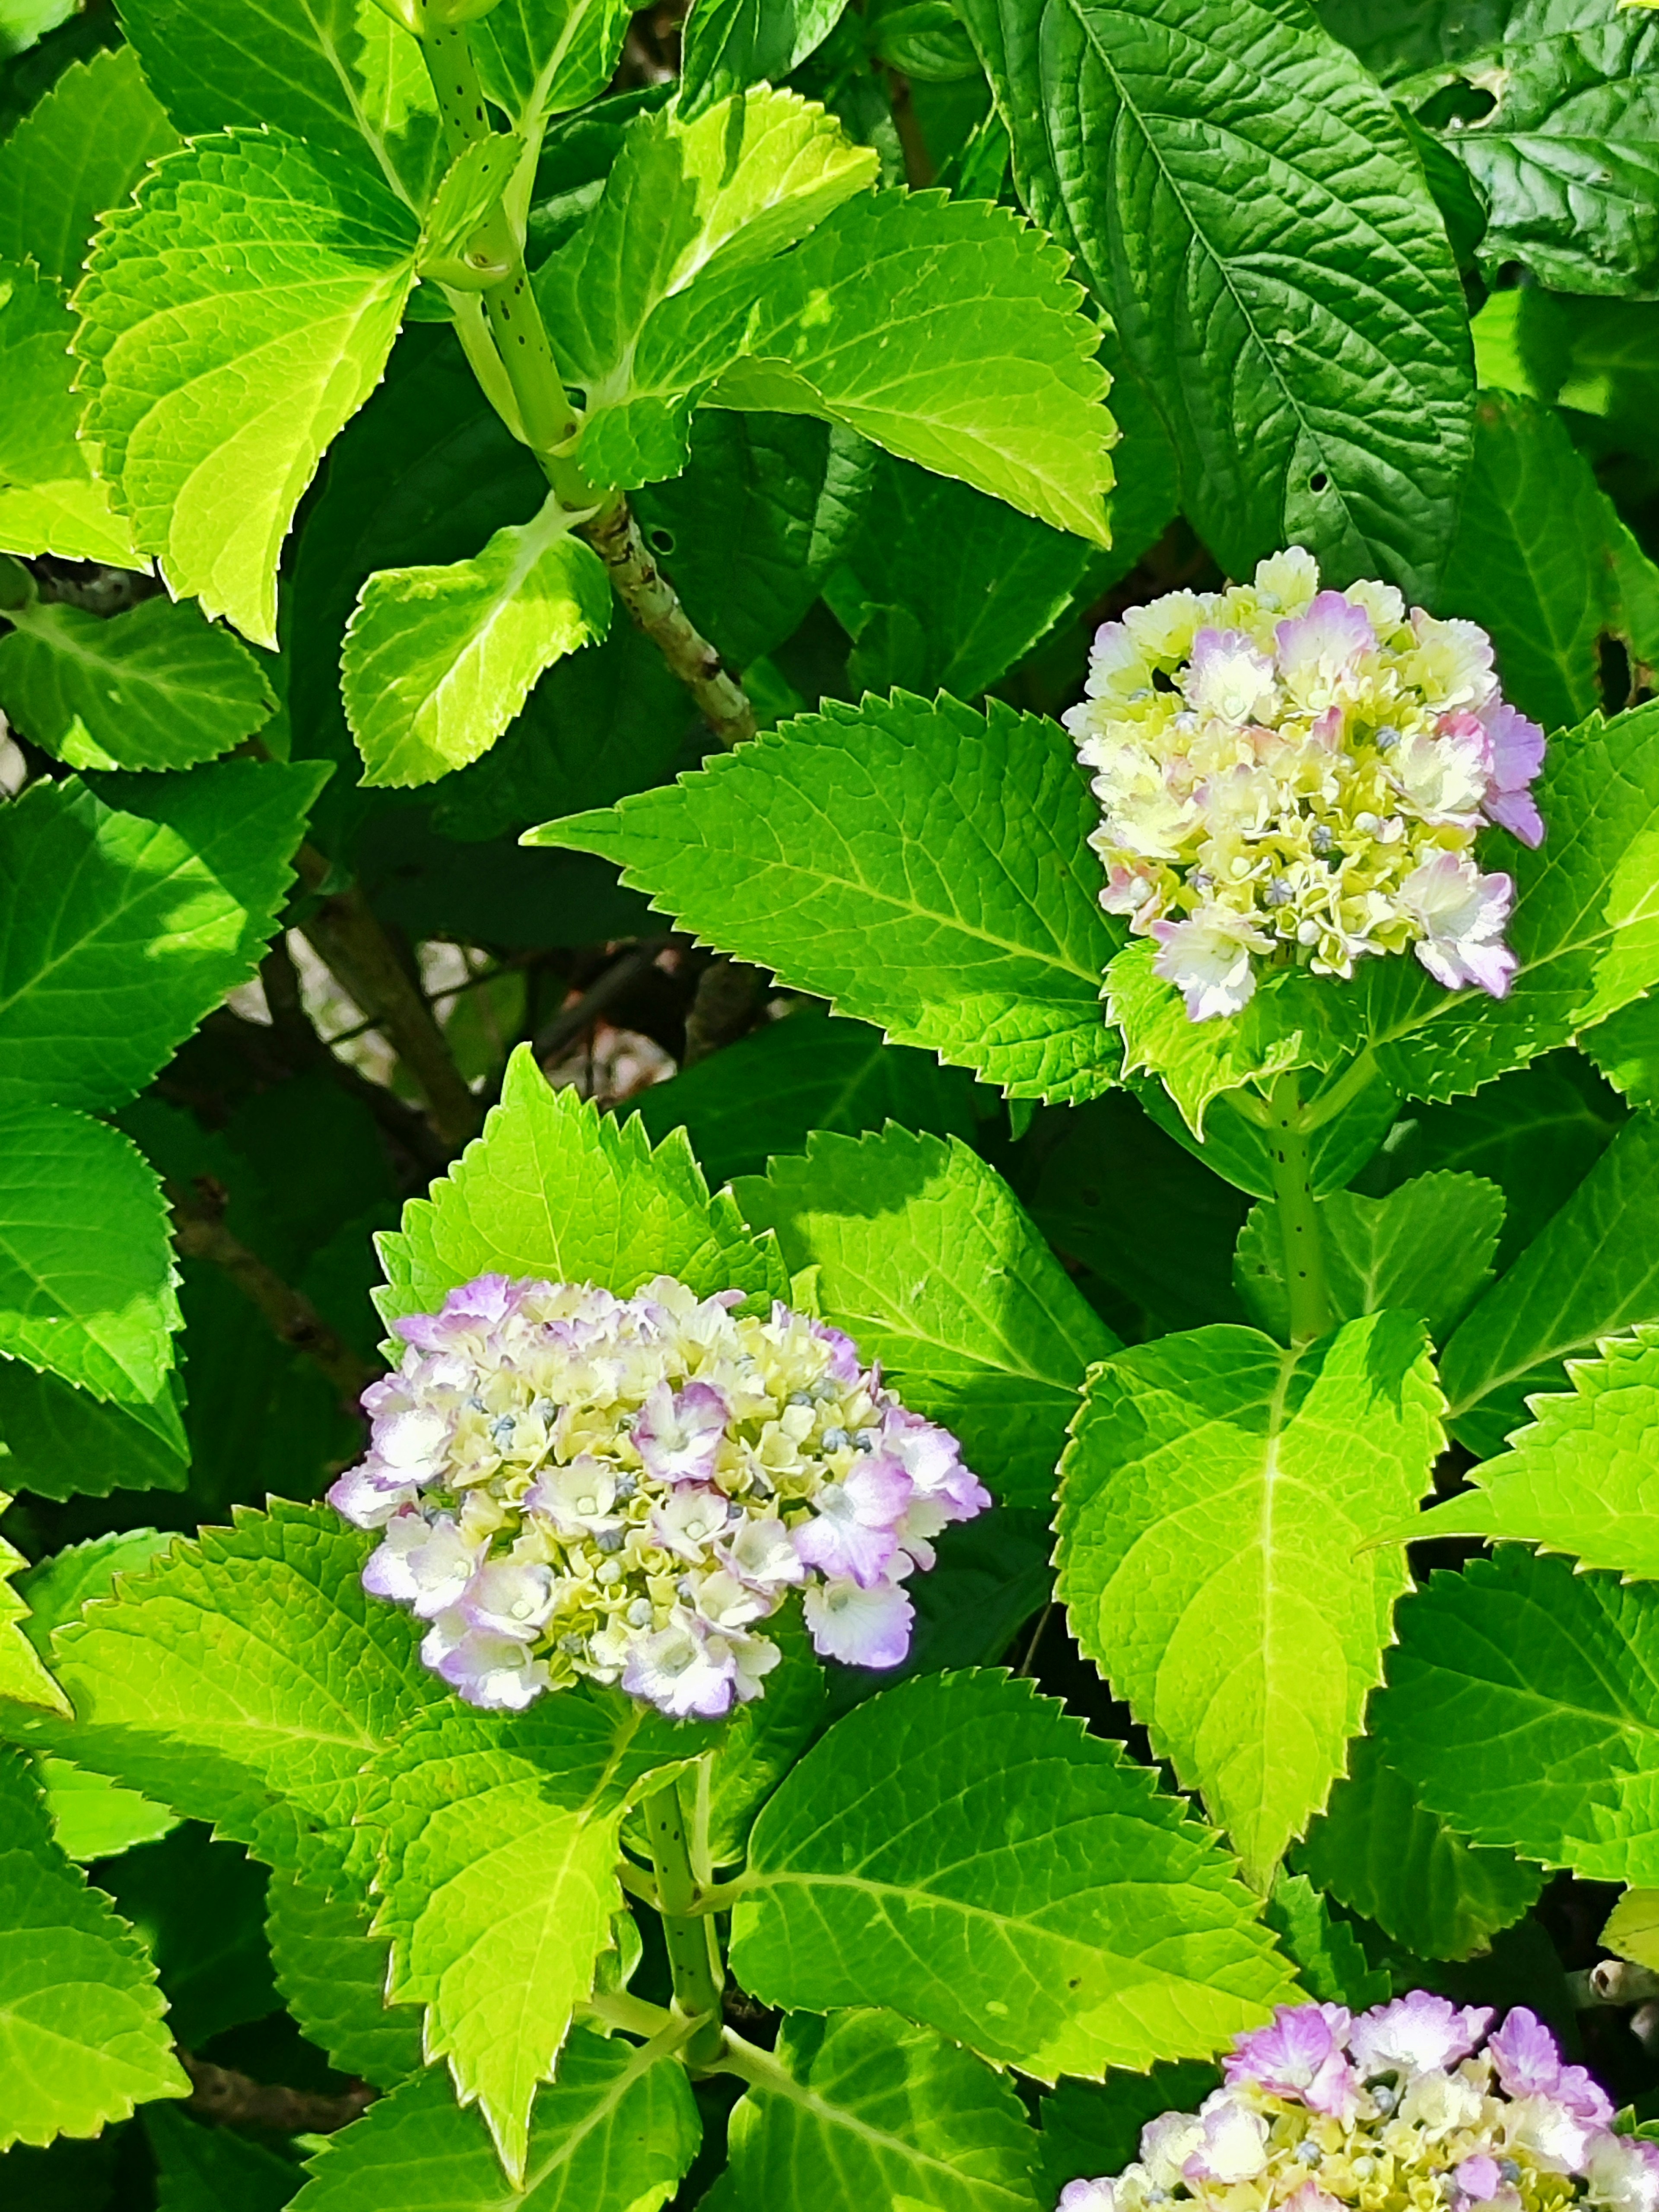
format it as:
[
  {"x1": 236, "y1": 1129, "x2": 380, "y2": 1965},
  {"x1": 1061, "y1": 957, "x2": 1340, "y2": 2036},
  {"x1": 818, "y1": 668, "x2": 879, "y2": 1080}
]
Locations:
[
  {"x1": 1266, "y1": 1068, "x2": 1328, "y2": 1346},
  {"x1": 642, "y1": 1782, "x2": 726, "y2": 2067}
]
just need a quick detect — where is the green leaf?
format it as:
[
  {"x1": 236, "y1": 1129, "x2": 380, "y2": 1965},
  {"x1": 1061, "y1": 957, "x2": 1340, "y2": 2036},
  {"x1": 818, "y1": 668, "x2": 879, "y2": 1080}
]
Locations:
[
  {"x1": 266, "y1": 1875, "x2": 423, "y2": 2091},
  {"x1": 33, "y1": 1757, "x2": 178, "y2": 1863},
  {"x1": 529, "y1": 691, "x2": 1122, "y2": 1105},
  {"x1": 1603, "y1": 1887, "x2": 1659, "y2": 1971},
  {"x1": 1036, "y1": 2066, "x2": 1218, "y2": 2207},
  {"x1": 0, "y1": 1745, "x2": 188, "y2": 2149},
  {"x1": 376, "y1": 1046, "x2": 783, "y2": 1333},
  {"x1": 0, "y1": 46, "x2": 175, "y2": 289},
  {"x1": 1357, "y1": 699, "x2": 1659, "y2": 1105},
  {"x1": 0, "y1": 1495, "x2": 69, "y2": 1716},
  {"x1": 115, "y1": 0, "x2": 441, "y2": 207},
  {"x1": 1438, "y1": 1112, "x2": 1659, "y2": 1456},
  {"x1": 1262, "y1": 1870, "x2": 1391, "y2": 2009},
  {"x1": 696, "y1": 1605, "x2": 826, "y2": 1868},
  {"x1": 0, "y1": 1362, "x2": 190, "y2": 1500},
  {"x1": 635, "y1": 1007, "x2": 982, "y2": 1189},
  {"x1": 1415, "y1": 3, "x2": 1659, "y2": 296},
  {"x1": 1058, "y1": 1314, "x2": 1443, "y2": 1885},
  {"x1": 731, "y1": 1669, "x2": 1298, "y2": 2080},
  {"x1": 292, "y1": 2028, "x2": 702, "y2": 2212},
  {"x1": 74, "y1": 131, "x2": 420, "y2": 647},
  {"x1": 1439, "y1": 388, "x2": 1638, "y2": 732},
  {"x1": 821, "y1": 446, "x2": 1104, "y2": 702},
  {"x1": 679, "y1": 0, "x2": 849, "y2": 119},
  {"x1": 724, "y1": 2008, "x2": 1043, "y2": 2212},
  {"x1": 702, "y1": 189, "x2": 1117, "y2": 548},
  {"x1": 473, "y1": 0, "x2": 633, "y2": 140},
  {"x1": 1374, "y1": 1548, "x2": 1659, "y2": 1884},
  {"x1": 362, "y1": 1697, "x2": 703, "y2": 2181},
  {"x1": 0, "y1": 590, "x2": 276, "y2": 772},
  {"x1": 959, "y1": 0, "x2": 1475, "y2": 596},
  {"x1": 0, "y1": 257, "x2": 143, "y2": 567},
  {"x1": 14, "y1": 1526, "x2": 179, "y2": 1642},
  {"x1": 145, "y1": 2103, "x2": 299, "y2": 2212},
  {"x1": 0, "y1": 1104, "x2": 179, "y2": 1414},
  {"x1": 1234, "y1": 1170, "x2": 1505, "y2": 1345},
  {"x1": 1292, "y1": 1733, "x2": 1545, "y2": 1963},
  {"x1": 1583, "y1": 995, "x2": 1659, "y2": 1109},
  {"x1": 343, "y1": 496, "x2": 612, "y2": 788},
  {"x1": 420, "y1": 131, "x2": 524, "y2": 273},
  {"x1": 736, "y1": 1125, "x2": 1117, "y2": 1509},
  {"x1": 0, "y1": 758, "x2": 327, "y2": 1114},
  {"x1": 27, "y1": 1499, "x2": 442, "y2": 1880},
  {"x1": 1411, "y1": 1324, "x2": 1659, "y2": 1574},
  {"x1": 98, "y1": 1823, "x2": 276, "y2": 2047}
]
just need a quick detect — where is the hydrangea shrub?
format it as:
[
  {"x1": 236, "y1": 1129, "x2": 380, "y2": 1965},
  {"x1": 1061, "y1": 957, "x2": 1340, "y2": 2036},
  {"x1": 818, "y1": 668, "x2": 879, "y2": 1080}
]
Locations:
[{"x1": 1, "y1": 0, "x2": 1658, "y2": 2207}]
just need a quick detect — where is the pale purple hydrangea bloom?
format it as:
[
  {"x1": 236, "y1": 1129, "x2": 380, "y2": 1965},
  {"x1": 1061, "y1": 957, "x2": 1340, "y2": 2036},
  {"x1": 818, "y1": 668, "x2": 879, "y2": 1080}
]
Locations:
[
  {"x1": 1064, "y1": 546, "x2": 1547, "y2": 1022},
  {"x1": 330, "y1": 1272, "x2": 988, "y2": 1719},
  {"x1": 1055, "y1": 1996, "x2": 1631, "y2": 2212}
]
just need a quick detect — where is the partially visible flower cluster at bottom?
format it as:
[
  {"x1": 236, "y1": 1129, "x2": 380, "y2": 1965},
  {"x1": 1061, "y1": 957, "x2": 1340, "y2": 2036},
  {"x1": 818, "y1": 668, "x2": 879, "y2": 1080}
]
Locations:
[
  {"x1": 1060, "y1": 1996, "x2": 1653, "y2": 2212},
  {"x1": 1063, "y1": 547, "x2": 1547, "y2": 1021},
  {"x1": 329, "y1": 1272, "x2": 990, "y2": 1720}
]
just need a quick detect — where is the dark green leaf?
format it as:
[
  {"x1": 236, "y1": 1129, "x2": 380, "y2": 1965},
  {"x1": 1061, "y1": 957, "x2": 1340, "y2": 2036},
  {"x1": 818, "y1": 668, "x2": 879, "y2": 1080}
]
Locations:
[
  {"x1": 146, "y1": 2104, "x2": 299, "y2": 2212},
  {"x1": 680, "y1": 0, "x2": 849, "y2": 118},
  {"x1": 1262, "y1": 1870, "x2": 1392, "y2": 2009}
]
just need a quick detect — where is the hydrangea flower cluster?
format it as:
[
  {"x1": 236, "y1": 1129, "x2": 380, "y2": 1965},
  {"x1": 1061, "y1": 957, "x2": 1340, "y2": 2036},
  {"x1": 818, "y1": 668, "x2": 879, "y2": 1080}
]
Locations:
[
  {"x1": 1059, "y1": 1995, "x2": 1654, "y2": 2212},
  {"x1": 1063, "y1": 547, "x2": 1548, "y2": 1022},
  {"x1": 329, "y1": 1272, "x2": 990, "y2": 1721}
]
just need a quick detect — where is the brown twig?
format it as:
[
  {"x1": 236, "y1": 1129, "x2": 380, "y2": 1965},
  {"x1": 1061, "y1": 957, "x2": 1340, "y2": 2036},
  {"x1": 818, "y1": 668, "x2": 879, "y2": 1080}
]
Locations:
[
  {"x1": 168, "y1": 1179, "x2": 376, "y2": 1405},
  {"x1": 531, "y1": 941, "x2": 677, "y2": 1065},
  {"x1": 293, "y1": 847, "x2": 483, "y2": 1149},
  {"x1": 178, "y1": 2051, "x2": 376, "y2": 2136},
  {"x1": 581, "y1": 499, "x2": 756, "y2": 750},
  {"x1": 682, "y1": 957, "x2": 764, "y2": 1066}
]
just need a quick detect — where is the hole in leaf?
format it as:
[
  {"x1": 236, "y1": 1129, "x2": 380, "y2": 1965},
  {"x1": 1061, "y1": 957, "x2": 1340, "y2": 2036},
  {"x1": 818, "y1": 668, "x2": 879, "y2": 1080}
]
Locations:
[
  {"x1": 1309, "y1": 470, "x2": 1330, "y2": 494},
  {"x1": 648, "y1": 527, "x2": 675, "y2": 556}
]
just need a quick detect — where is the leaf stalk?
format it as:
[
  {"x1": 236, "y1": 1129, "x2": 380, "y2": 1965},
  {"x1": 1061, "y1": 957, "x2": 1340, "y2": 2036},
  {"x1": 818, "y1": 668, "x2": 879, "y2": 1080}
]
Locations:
[
  {"x1": 641, "y1": 1780, "x2": 727, "y2": 2067},
  {"x1": 1265, "y1": 1068, "x2": 1329, "y2": 1345}
]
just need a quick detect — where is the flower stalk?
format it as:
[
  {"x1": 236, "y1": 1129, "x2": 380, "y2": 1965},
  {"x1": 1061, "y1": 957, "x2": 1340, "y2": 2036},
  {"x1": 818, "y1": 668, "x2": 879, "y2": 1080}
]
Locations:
[
  {"x1": 1266, "y1": 1070, "x2": 1328, "y2": 1346},
  {"x1": 642, "y1": 1780, "x2": 727, "y2": 2068}
]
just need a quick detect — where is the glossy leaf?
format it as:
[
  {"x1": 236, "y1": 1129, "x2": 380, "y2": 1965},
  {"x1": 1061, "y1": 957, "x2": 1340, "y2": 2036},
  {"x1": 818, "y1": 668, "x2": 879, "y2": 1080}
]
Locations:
[
  {"x1": 33, "y1": 1757, "x2": 178, "y2": 1864},
  {"x1": 731, "y1": 1669, "x2": 1298, "y2": 2080},
  {"x1": 0, "y1": 1362, "x2": 189, "y2": 1500},
  {"x1": 472, "y1": 0, "x2": 634, "y2": 140},
  {"x1": 0, "y1": 45, "x2": 175, "y2": 288},
  {"x1": 0, "y1": 759, "x2": 327, "y2": 1113},
  {"x1": 0, "y1": 590, "x2": 275, "y2": 772},
  {"x1": 960, "y1": 0, "x2": 1475, "y2": 595},
  {"x1": 530, "y1": 691, "x2": 1122, "y2": 1105},
  {"x1": 679, "y1": 0, "x2": 849, "y2": 118},
  {"x1": 737, "y1": 1125, "x2": 1116, "y2": 1508},
  {"x1": 0, "y1": 1494, "x2": 69, "y2": 1716},
  {"x1": 1058, "y1": 1314, "x2": 1443, "y2": 1885},
  {"x1": 0, "y1": 257, "x2": 143, "y2": 567},
  {"x1": 0, "y1": 1746, "x2": 188, "y2": 2150},
  {"x1": 74, "y1": 131, "x2": 420, "y2": 647}
]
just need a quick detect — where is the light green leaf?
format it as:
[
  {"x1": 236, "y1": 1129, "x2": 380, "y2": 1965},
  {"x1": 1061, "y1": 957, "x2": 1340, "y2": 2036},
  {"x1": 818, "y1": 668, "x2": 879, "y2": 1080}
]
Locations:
[
  {"x1": 1439, "y1": 1112, "x2": 1659, "y2": 1456},
  {"x1": 0, "y1": 47, "x2": 176, "y2": 289},
  {"x1": 266, "y1": 1875, "x2": 423, "y2": 2091},
  {"x1": 293, "y1": 2027, "x2": 701, "y2": 2212},
  {"x1": 0, "y1": 1745, "x2": 188, "y2": 2149},
  {"x1": 1413, "y1": 3, "x2": 1659, "y2": 296},
  {"x1": 959, "y1": 0, "x2": 1475, "y2": 596},
  {"x1": 145, "y1": 2102, "x2": 300, "y2": 2212},
  {"x1": 0, "y1": 1495, "x2": 69, "y2": 1716},
  {"x1": 0, "y1": 758, "x2": 327, "y2": 1114},
  {"x1": 1293, "y1": 1733, "x2": 1545, "y2": 1963},
  {"x1": 74, "y1": 131, "x2": 420, "y2": 647},
  {"x1": 362, "y1": 1697, "x2": 703, "y2": 2182},
  {"x1": 0, "y1": 1104, "x2": 179, "y2": 1411},
  {"x1": 1439, "y1": 388, "x2": 1637, "y2": 732},
  {"x1": 0, "y1": 589, "x2": 274, "y2": 773},
  {"x1": 15, "y1": 1526, "x2": 181, "y2": 1643},
  {"x1": 1357, "y1": 699, "x2": 1659, "y2": 1105},
  {"x1": 736, "y1": 1125, "x2": 1117, "y2": 1509},
  {"x1": 473, "y1": 0, "x2": 633, "y2": 140},
  {"x1": 731, "y1": 1669, "x2": 1298, "y2": 2080},
  {"x1": 631, "y1": 1004, "x2": 983, "y2": 1189},
  {"x1": 528, "y1": 692, "x2": 1123, "y2": 1105},
  {"x1": 1262, "y1": 1870, "x2": 1390, "y2": 2010},
  {"x1": 0, "y1": 1362, "x2": 189, "y2": 1500},
  {"x1": 679, "y1": 0, "x2": 849, "y2": 118},
  {"x1": 1603, "y1": 1887, "x2": 1659, "y2": 1971},
  {"x1": 1412, "y1": 1324, "x2": 1659, "y2": 1574},
  {"x1": 0, "y1": 0, "x2": 74, "y2": 61},
  {"x1": 702, "y1": 189, "x2": 1116, "y2": 547},
  {"x1": 1234, "y1": 1171, "x2": 1505, "y2": 1345},
  {"x1": 1058, "y1": 1313, "x2": 1443, "y2": 1886},
  {"x1": 724, "y1": 2008, "x2": 1043, "y2": 2212},
  {"x1": 34, "y1": 1757, "x2": 179, "y2": 1863},
  {"x1": 1374, "y1": 1548, "x2": 1659, "y2": 1884},
  {"x1": 376, "y1": 1046, "x2": 783, "y2": 1334},
  {"x1": 24, "y1": 1499, "x2": 442, "y2": 1880},
  {"x1": 0, "y1": 257, "x2": 143, "y2": 568},
  {"x1": 116, "y1": 0, "x2": 442, "y2": 207},
  {"x1": 343, "y1": 496, "x2": 611, "y2": 788},
  {"x1": 420, "y1": 131, "x2": 525, "y2": 273}
]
